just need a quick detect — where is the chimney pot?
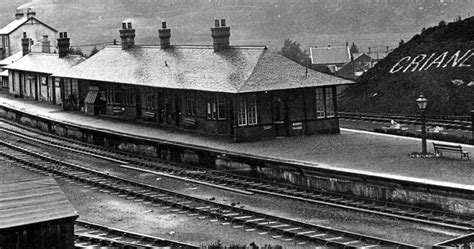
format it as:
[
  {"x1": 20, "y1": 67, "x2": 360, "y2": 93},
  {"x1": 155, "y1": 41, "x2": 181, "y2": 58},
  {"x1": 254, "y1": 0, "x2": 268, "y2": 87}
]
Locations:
[
  {"x1": 15, "y1": 10, "x2": 24, "y2": 20},
  {"x1": 57, "y1": 31, "x2": 70, "y2": 58},
  {"x1": 159, "y1": 21, "x2": 171, "y2": 49},
  {"x1": 211, "y1": 19, "x2": 230, "y2": 52},
  {"x1": 119, "y1": 21, "x2": 135, "y2": 49},
  {"x1": 21, "y1": 33, "x2": 30, "y2": 56}
]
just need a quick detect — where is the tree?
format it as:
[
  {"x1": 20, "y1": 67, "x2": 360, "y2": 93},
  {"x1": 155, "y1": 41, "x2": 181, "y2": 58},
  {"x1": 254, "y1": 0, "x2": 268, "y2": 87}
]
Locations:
[
  {"x1": 279, "y1": 38, "x2": 310, "y2": 67},
  {"x1": 90, "y1": 46, "x2": 99, "y2": 57},
  {"x1": 349, "y1": 42, "x2": 359, "y2": 54},
  {"x1": 398, "y1": 39, "x2": 405, "y2": 47},
  {"x1": 69, "y1": 47, "x2": 86, "y2": 57}
]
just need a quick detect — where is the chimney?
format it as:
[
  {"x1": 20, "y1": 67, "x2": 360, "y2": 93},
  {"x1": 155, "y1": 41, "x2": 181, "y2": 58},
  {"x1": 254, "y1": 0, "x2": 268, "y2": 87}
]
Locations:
[
  {"x1": 368, "y1": 47, "x2": 371, "y2": 54},
  {"x1": 15, "y1": 9, "x2": 24, "y2": 20},
  {"x1": 41, "y1": 35, "x2": 50, "y2": 53},
  {"x1": 57, "y1": 32, "x2": 70, "y2": 58},
  {"x1": 21, "y1": 32, "x2": 30, "y2": 56},
  {"x1": 26, "y1": 8, "x2": 36, "y2": 18},
  {"x1": 211, "y1": 19, "x2": 230, "y2": 52},
  {"x1": 327, "y1": 44, "x2": 331, "y2": 49},
  {"x1": 158, "y1": 21, "x2": 171, "y2": 49},
  {"x1": 119, "y1": 21, "x2": 135, "y2": 49}
]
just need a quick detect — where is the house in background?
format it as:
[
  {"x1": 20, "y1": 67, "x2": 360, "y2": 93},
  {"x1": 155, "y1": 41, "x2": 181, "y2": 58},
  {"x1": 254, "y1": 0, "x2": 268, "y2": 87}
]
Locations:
[
  {"x1": 310, "y1": 44, "x2": 351, "y2": 75},
  {"x1": 50, "y1": 20, "x2": 354, "y2": 141},
  {"x1": 336, "y1": 53, "x2": 374, "y2": 80},
  {"x1": 0, "y1": 8, "x2": 57, "y2": 60}
]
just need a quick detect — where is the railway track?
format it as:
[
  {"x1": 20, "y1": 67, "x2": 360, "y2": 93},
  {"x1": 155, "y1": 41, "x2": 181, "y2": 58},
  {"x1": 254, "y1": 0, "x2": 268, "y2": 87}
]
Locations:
[
  {"x1": 1, "y1": 120, "x2": 474, "y2": 232},
  {"x1": 339, "y1": 112, "x2": 472, "y2": 131},
  {"x1": 75, "y1": 220, "x2": 198, "y2": 248},
  {"x1": 0, "y1": 139, "x2": 418, "y2": 247}
]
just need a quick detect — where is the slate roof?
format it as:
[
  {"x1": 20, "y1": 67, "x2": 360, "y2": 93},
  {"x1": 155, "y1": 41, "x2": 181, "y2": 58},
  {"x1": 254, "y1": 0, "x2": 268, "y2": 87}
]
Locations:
[
  {"x1": 0, "y1": 51, "x2": 23, "y2": 66},
  {"x1": 0, "y1": 16, "x2": 57, "y2": 35},
  {"x1": 0, "y1": 177, "x2": 78, "y2": 229},
  {"x1": 310, "y1": 46, "x2": 351, "y2": 65},
  {"x1": 55, "y1": 45, "x2": 353, "y2": 93},
  {"x1": 367, "y1": 52, "x2": 388, "y2": 60},
  {"x1": 0, "y1": 69, "x2": 8, "y2": 77},
  {"x1": 4, "y1": 53, "x2": 84, "y2": 75}
]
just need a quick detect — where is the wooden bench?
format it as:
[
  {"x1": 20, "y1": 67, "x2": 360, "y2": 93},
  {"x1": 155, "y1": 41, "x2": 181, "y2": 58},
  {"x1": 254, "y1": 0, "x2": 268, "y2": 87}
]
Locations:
[
  {"x1": 112, "y1": 106, "x2": 122, "y2": 115},
  {"x1": 142, "y1": 111, "x2": 156, "y2": 121},
  {"x1": 433, "y1": 142, "x2": 470, "y2": 160},
  {"x1": 183, "y1": 117, "x2": 196, "y2": 129}
]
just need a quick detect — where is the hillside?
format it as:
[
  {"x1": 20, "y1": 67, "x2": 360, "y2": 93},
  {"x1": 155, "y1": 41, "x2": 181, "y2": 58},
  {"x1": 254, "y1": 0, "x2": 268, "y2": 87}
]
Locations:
[
  {"x1": 1, "y1": 0, "x2": 473, "y2": 53},
  {"x1": 340, "y1": 17, "x2": 474, "y2": 115}
]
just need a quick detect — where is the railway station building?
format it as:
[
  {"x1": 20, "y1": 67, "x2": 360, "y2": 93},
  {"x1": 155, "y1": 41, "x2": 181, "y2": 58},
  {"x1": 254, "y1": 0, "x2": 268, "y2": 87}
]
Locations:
[
  {"x1": 53, "y1": 20, "x2": 353, "y2": 141},
  {"x1": 5, "y1": 20, "x2": 353, "y2": 141},
  {"x1": 0, "y1": 176, "x2": 78, "y2": 249}
]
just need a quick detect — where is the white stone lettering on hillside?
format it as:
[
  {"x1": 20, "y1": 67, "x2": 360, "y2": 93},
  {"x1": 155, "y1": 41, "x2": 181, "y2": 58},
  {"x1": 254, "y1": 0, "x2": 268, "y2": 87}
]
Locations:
[{"x1": 389, "y1": 49, "x2": 473, "y2": 73}]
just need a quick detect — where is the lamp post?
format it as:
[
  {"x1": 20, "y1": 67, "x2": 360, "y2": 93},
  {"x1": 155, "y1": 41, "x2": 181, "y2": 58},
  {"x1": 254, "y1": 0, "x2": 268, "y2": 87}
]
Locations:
[{"x1": 416, "y1": 93, "x2": 428, "y2": 154}]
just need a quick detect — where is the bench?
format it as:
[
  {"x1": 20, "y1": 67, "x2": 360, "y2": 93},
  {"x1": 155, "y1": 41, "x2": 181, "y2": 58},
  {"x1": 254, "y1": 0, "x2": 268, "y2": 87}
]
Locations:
[
  {"x1": 112, "y1": 106, "x2": 122, "y2": 115},
  {"x1": 433, "y1": 142, "x2": 470, "y2": 160},
  {"x1": 142, "y1": 111, "x2": 156, "y2": 121},
  {"x1": 183, "y1": 117, "x2": 196, "y2": 129}
]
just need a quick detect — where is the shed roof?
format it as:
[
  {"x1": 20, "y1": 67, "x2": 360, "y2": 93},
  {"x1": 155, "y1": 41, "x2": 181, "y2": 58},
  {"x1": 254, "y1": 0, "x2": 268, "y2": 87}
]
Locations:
[
  {"x1": 0, "y1": 177, "x2": 78, "y2": 230},
  {"x1": 0, "y1": 16, "x2": 57, "y2": 35},
  {"x1": 4, "y1": 53, "x2": 84, "y2": 75},
  {"x1": 54, "y1": 45, "x2": 353, "y2": 93},
  {"x1": 310, "y1": 46, "x2": 351, "y2": 65}
]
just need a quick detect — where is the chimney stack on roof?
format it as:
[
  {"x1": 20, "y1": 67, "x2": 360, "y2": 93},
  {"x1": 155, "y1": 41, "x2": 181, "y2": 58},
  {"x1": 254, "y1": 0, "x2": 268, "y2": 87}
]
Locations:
[
  {"x1": 119, "y1": 21, "x2": 135, "y2": 50},
  {"x1": 21, "y1": 32, "x2": 30, "y2": 56},
  {"x1": 26, "y1": 8, "x2": 36, "y2": 18},
  {"x1": 15, "y1": 9, "x2": 24, "y2": 20},
  {"x1": 57, "y1": 32, "x2": 70, "y2": 58},
  {"x1": 158, "y1": 21, "x2": 171, "y2": 49},
  {"x1": 211, "y1": 19, "x2": 230, "y2": 52},
  {"x1": 41, "y1": 35, "x2": 50, "y2": 53}
]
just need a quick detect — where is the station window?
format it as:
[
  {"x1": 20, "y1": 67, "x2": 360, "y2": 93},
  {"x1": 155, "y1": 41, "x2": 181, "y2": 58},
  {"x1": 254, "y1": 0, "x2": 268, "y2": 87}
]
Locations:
[
  {"x1": 186, "y1": 92, "x2": 196, "y2": 116},
  {"x1": 107, "y1": 86, "x2": 122, "y2": 105},
  {"x1": 237, "y1": 98, "x2": 247, "y2": 126},
  {"x1": 124, "y1": 89, "x2": 135, "y2": 106},
  {"x1": 237, "y1": 94, "x2": 258, "y2": 126},
  {"x1": 316, "y1": 88, "x2": 325, "y2": 118},
  {"x1": 145, "y1": 92, "x2": 155, "y2": 109},
  {"x1": 325, "y1": 88, "x2": 335, "y2": 118},
  {"x1": 217, "y1": 94, "x2": 226, "y2": 120},
  {"x1": 315, "y1": 87, "x2": 335, "y2": 119}
]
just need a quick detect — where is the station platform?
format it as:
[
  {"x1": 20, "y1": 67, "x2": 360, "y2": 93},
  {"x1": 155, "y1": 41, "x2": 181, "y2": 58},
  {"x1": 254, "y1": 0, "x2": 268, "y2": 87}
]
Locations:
[{"x1": 0, "y1": 92, "x2": 473, "y2": 187}]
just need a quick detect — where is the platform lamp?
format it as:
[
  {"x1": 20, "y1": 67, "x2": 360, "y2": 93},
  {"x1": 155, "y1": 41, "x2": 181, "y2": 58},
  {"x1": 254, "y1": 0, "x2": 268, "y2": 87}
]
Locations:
[{"x1": 416, "y1": 93, "x2": 428, "y2": 154}]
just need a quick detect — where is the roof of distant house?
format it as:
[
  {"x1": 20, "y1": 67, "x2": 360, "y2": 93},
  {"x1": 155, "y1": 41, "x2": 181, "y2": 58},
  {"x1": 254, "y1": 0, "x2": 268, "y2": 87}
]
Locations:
[
  {"x1": 4, "y1": 53, "x2": 84, "y2": 75},
  {"x1": 310, "y1": 46, "x2": 351, "y2": 65},
  {"x1": 366, "y1": 52, "x2": 388, "y2": 60},
  {"x1": 0, "y1": 16, "x2": 57, "y2": 35},
  {"x1": 0, "y1": 177, "x2": 78, "y2": 229},
  {"x1": 54, "y1": 45, "x2": 353, "y2": 93}
]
